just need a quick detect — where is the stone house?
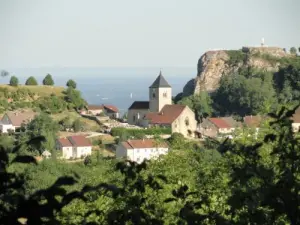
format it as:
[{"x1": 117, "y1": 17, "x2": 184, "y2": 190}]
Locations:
[
  {"x1": 128, "y1": 71, "x2": 197, "y2": 137},
  {"x1": 199, "y1": 117, "x2": 237, "y2": 138},
  {"x1": 116, "y1": 139, "x2": 169, "y2": 164},
  {"x1": 0, "y1": 110, "x2": 37, "y2": 133},
  {"x1": 85, "y1": 104, "x2": 119, "y2": 118},
  {"x1": 57, "y1": 135, "x2": 92, "y2": 159},
  {"x1": 86, "y1": 105, "x2": 104, "y2": 116}
]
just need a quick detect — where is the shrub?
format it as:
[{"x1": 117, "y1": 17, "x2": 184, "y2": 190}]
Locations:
[
  {"x1": 9, "y1": 76, "x2": 19, "y2": 86},
  {"x1": 25, "y1": 76, "x2": 38, "y2": 85},
  {"x1": 111, "y1": 127, "x2": 171, "y2": 137}
]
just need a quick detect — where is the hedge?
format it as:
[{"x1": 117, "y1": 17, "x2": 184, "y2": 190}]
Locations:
[{"x1": 111, "y1": 127, "x2": 171, "y2": 137}]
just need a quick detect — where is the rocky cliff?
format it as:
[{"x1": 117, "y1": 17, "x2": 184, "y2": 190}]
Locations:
[{"x1": 183, "y1": 46, "x2": 289, "y2": 96}]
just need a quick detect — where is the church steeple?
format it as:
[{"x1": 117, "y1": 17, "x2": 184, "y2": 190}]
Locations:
[
  {"x1": 149, "y1": 71, "x2": 171, "y2": 88},
  {"x1": 149, "y1": 71, "x2": 172, "y2": 112}
]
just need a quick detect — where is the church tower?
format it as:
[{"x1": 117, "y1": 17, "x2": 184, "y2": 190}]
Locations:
[{"x1": 149, "y1": 71, "x2": 172, "y2": 112}]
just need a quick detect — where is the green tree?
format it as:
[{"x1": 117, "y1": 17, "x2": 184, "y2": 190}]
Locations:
[
  {"x1": 9, "y1": 76, "x2": 19, "y2": 86},
  {"x1": 24, "y1": 113, "x2": 59, "y2": 154},
  {"x1": 43, "y1": 74, "x2": 54, "y2": 85},
  {"x1": 66, "y1": 79, "x2": 77, "y2": 89},
  {"x1": 65, "y1": 87, "x2": 86, "y2": 110},
  {"x1": 25, "y1": 76, "x2": 38, "y2": 85},
  {"x1": 73, "y1": 118, "x2": 83, "y2": 132},
  {"x1": 178, "y1": 91, "x2": 213, "y2": 121},
  {"x1": 290, "y1": 47, "x2": 297, "y2": 55}
]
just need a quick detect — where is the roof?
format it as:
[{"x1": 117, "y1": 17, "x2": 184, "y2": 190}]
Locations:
[
  {"x1": 291, "y1": 114, "x2": 300, "y2": 123},
  {"x1": 4, "y1": 110, "x2": 37, "y2": 127},
  {"x1": 57, "y1": 135, "x2": 92, "y2": 147},
  {"x1": 129, "y1": 101, "x2": 149, "y2": 110},
  {"x1": 208, "y1": 118, "x2": 231, "y2": 129},
  {"x1": 149, "y1": 71, "x2": 171, "y2": 88},
  {"x1": 87, "y1": 105, "x2": 104, "y2": 110},
  {"x1": 68, "y1": 136, "x2": 92, "y2": 147},
  {"x1": 121, "y1": 139, "x2": 168, "y2": 149},
  {"x1": 57, "y1": 137, "x2": 73, "y2": 147},
  {"x1": 243, "y1": 115, "x2": 262, "y2": 128},
  {"x1": 103, "y1": 104, "x2": 119, "y2": 113},
  {"x1": 222, "y1": 117, "x2": 241, "y2": 128},
  {"x1": 145, "y1": 104, "x2": 186, "y2": 124}
]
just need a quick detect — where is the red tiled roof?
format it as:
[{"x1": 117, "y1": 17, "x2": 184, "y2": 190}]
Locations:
[
  {"x1": 87, "y1": 105, "x2": 104, "y2": 110},
  {"x1": 103, "y1": 104, "x2": 119, "y2": 113},
  {"x1": 146, "y1": 104, "x2": 186, "y2": 124},
  {"x1": 68, "y1": 135, "x2": 92, "y2": 147},
  {"x1": 4, "y1": 110, "x2": 37, "y2": 127},
  {"x1": 57, "y1": 137, "x2": 73, "y2": 147},
  {"x1": 122, "y1": 139, "x2": 168, "y2": 149},
  {"x1": 129, "y1": 101, "x2": 149, "y2": 110},
  {"x1": 208, "y1": 118, "x2": 231, "y2": 129},
  {"x1": 244, "y1": 115, "x2": 262, "y2": 128}
]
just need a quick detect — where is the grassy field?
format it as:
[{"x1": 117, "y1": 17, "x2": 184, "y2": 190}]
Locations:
[
  {"x1": 0, "y1": 84, "x2": 65, "y2": 97},
  {"x1": 52, "y1": 111, "x2": 101, "y2": 132}
]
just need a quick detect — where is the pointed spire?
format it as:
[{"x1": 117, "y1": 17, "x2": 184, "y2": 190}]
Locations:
[{"x1": 149, "y1": 70, "x2": 171, "y2": 88}]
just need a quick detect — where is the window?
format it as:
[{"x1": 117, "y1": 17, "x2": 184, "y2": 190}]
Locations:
[
  {"x1": 185, "y1": 117, "x2": 189, "y2": 126},
  {"x1": 152, "y1": 89, "x2": 156, "y2": 98},
  {"x1": 133, "y1": 116, "x2": 136, "y2": 121},
  {"x1": 163, "y1": 92, "x2": 167, "y2": 98}
]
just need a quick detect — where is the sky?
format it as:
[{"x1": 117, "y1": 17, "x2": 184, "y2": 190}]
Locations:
[{"x1": 0, "y1": 0, "x2": 299, "y2": 68}]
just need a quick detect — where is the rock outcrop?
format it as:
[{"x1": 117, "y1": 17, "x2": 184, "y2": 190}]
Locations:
[{"x1": 183, "y1": 46, "x2": 289, "y2": 96}]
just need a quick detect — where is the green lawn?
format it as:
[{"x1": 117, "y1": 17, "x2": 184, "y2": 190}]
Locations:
[{"x1": 0, "y1": 84, "x2": 65, "y2": 97}]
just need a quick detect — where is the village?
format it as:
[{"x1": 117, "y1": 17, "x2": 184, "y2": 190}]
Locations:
[{"x1": 1, "y1": 72, "x2": 300, "y2": 164}]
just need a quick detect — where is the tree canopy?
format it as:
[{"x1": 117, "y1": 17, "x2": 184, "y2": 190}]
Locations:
[
  {"x1": 66, "y1": 79, "x2": 77, "y2": 89},
  {"x1": 25, "y1": 76, "x2": 38, "y2": 85},
  {"x1": 9, "y1": 76, "x2": 19, "y2": 86},
  {"x1": 42, "y1": 74, "x2": 54, "y2": 85}
]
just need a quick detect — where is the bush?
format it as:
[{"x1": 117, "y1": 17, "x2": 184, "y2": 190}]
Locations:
[
  {"x1": 66, "y1": 79, "x2": 77, "y2": 89},
  {"x1": 43, "y1": 74, "x2": 54, "y2": 85},
  {"x1": 9, "y1": 76, "x2": 19, "y2": 86},
  {"x1": 25, "y1": 76, "x2": 38, "y2": 85},
  {"x1": 111, "y1": 127, "x2": 171, "y2": 137}
]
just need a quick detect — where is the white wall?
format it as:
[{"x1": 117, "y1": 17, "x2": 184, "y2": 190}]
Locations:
[
  {"x1": 292, "y1": 123, "x2": 300, "y2": 132},
  {"x1": 0, "y1": 124, "x2": 15, "y2": 133},
  {"x1": 62, "y1": 146, "x2": 73, "y2": 159},
  {"x1": 149, "y1": 87, "x2": 172, "y2": 112},
  {"x1": 76, "y1": 146, "x2": 92, "y2": 158}
]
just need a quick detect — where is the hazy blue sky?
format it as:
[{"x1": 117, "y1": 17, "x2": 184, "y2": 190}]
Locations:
[{"x1": 0, "y1": 0, "x2": 299, "y2": 68}]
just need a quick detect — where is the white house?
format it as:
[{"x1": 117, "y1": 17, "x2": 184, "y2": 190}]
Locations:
[
  {"x1": 57, "y1": 135, "x2": 92, "y2": 159},
  {"x1": 0, "y1": 110, "x2": 37, "y2": 133},
  {"x1": 116, "y1": 139, "x2": 169, "y2": 163}
]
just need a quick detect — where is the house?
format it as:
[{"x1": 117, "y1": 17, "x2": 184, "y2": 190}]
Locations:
[
  {"x1": 86, "y1": 105, "x2": 104, "y2": 116},
  {"x1": 291, "y1": 107, "x2": 300, "y2": 132},
  {"x1": 56, "y1": 135, "x2": 92, "y2": 159},
  {"x1": 85, "y1": 104, "x2": 119, "y2": 118},
  {"x1": 291, "y1": 115, "x2": 300, "y2": 132},
  {"x1": 0, "y1": 110, "x2": 37, "y2": 133},
  {"x1": 102, "y1": 104, "x2": 119, "y2": 119},
  {"x1": 199, "y1": 117, "x2": 237, "y2": 138},
  {"x1": 116, "y1": 139, "x2": 169, "y2": 163},
  {"x1": 128, "y1": 71, "x2": 197, "y2": 137},
  {"x1": 243, "y1": 115, "x2": 262, "y2": 131}
]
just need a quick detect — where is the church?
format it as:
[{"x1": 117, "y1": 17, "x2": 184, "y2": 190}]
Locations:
[{"x1": 128, "y1": 72, "x2": 197, "y2": 137}]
